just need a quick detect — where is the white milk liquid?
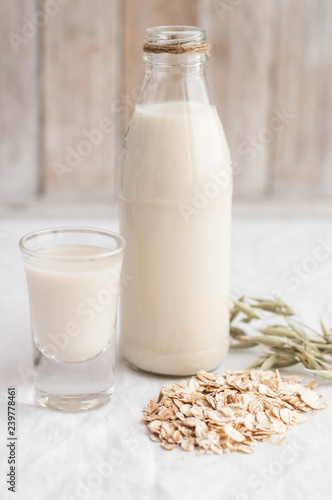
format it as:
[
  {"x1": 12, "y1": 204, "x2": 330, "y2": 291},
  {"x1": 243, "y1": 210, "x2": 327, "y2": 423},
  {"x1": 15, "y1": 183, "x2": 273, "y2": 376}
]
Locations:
[
  {"x1": 23, "y1": 245, "x2": 123, "y2": 363},
  {"x1": 119, "y1": 101, "x2": 232, "y2": 375}
]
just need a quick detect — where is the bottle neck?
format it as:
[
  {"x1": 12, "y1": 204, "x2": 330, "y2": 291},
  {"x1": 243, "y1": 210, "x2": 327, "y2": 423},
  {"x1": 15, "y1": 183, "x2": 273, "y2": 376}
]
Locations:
[
  {"x1": 138, "y1": 56, "x2": 213, "y2": 108},
  {"x1": 138, "y1": 26, "x2": 213, "y2": 106},
  {"x1": 143, "y1": 52, "x2": 210, "y2": 76}
]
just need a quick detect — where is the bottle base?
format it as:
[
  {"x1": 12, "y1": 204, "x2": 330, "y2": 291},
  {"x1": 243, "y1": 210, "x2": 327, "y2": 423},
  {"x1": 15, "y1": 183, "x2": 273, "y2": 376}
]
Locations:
[
  {"x1": 35, "y1": 388, "x2": 113, "y2": 413},
  {"x1": 121, "y1": 339, "x2": 229, "y2": 377}
]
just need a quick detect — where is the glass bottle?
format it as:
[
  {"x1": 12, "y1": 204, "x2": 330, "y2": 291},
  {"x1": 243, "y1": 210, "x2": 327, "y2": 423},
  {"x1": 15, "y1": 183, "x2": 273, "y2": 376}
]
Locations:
[{"x1": 118, "y1": 26, "x2": 232, "y2": 376}]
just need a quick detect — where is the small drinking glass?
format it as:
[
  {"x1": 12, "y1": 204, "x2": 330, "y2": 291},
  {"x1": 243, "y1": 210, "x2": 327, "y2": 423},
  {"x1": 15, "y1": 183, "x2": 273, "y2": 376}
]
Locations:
[{"x1": 19, "y1": 227, "x2": 126, "y2": 412}]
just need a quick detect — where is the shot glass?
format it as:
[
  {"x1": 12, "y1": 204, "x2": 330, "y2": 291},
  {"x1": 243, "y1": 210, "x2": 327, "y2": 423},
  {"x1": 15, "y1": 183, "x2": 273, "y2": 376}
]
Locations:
[{"x1": 19, "y1": 227, "x2": 126, "y2": 412}]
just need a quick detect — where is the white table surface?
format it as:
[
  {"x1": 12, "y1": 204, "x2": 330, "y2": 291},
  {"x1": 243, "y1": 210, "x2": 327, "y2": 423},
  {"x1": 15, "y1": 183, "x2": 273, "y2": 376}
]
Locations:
[{"x1": 1, "y1": 212, "x2": 332, "y2": 500}]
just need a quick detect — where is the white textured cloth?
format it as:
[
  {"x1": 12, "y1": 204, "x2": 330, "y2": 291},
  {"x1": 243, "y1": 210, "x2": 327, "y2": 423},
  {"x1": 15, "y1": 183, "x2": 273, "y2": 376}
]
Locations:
[{"x1": 0, "y1": 214, "x2": 332, "y2": 500}]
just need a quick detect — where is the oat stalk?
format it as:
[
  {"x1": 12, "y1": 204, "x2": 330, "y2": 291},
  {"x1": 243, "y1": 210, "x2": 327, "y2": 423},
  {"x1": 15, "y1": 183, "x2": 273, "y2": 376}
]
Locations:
[{"x1": 230, "y1": 297, "x2": 332, "y2": 381}]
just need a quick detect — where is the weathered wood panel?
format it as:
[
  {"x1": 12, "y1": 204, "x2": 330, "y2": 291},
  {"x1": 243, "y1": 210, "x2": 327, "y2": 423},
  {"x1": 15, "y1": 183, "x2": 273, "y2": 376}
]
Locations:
[
  {"x1": 273, "y1": 0, "x2": 332, "y2": 198},
  {"x1": 43, "y1": 0, "x2": 121, "y2": 197},
  {"x1": 1, "y1": 0, "x2": 332, "y2": 204},
  {"x1": 199, "y1": 0, "x2": 277, "y2": 199},
  {"x1": 123, "y1": 0, "x2": 198, "y2": 128},
  {"x1": 0, "y1": 0, "x2": 39, "y2": 199}
]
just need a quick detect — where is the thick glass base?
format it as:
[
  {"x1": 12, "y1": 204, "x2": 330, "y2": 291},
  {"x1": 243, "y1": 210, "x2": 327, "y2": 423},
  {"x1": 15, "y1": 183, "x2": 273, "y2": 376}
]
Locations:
[
  {"x1": 35, "y1": 388, "x2": 113, "y2": 413},
  {"x1": 32, "y1": 336, "x2": 116, "y2": 412}
]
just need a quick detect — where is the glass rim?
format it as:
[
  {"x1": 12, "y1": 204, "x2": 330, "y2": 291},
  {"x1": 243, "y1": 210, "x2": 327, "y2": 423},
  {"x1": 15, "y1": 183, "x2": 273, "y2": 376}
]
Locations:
[
  {"x1": 19, "y1": 226, "x2": 126, "y2": 262},
  {"x1": 145, "y1": 25, "x2": 207, "y2": 46}
]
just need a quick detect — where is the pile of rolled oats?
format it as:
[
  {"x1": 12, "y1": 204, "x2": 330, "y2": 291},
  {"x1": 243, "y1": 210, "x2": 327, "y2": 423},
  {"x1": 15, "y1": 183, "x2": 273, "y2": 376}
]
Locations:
[{"x1": 143, "y1": 369, "x2": 327, "y2": 454}]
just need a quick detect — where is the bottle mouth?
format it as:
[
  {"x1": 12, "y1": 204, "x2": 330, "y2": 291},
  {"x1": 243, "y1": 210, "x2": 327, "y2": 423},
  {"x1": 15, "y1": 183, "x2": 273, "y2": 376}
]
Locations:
[{"x1": 145, "y1": 25, "x2": 207, "y2": 48}]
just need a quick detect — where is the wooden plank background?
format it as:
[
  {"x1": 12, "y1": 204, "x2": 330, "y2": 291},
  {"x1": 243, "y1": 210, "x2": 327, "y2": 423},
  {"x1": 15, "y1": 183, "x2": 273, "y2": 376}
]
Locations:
[
  {"x1": 0, "y1": 0, "x2": 331, "y2": 203},
  {"x1": 43, "y1": 0, "x2": 122, "y2": 198},
  {"x1": 0, "y1": 0, "x2": 40, "y2": 198}
]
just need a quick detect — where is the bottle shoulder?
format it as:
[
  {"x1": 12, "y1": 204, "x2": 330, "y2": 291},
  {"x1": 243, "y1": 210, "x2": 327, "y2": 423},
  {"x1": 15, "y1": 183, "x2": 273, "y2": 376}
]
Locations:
[{"x1": 118, "y1": 102, "x2": 232, "y2": 202}]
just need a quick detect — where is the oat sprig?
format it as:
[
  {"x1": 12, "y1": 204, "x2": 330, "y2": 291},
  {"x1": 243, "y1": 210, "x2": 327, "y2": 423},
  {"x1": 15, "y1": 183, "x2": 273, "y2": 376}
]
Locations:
[{"x1": 230, "y1": 297, "x2": 332, "y2": 381}]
